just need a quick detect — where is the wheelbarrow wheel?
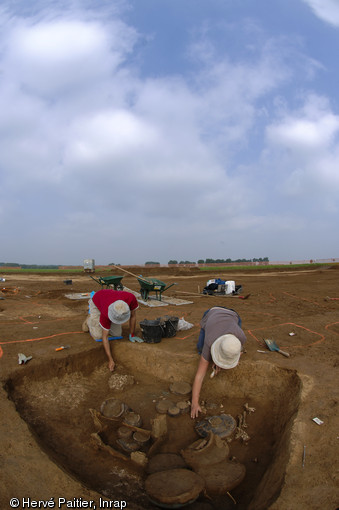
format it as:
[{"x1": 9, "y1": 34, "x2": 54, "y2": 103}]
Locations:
[
  {"x1": 141, "y1": 289, "x2": 148, "y2": 301},
  {"x1": 117, "y1": 284, "x2": 124, "y2": 291}
]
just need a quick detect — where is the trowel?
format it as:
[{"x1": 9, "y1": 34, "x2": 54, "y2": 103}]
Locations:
[{"x1": 264, "y1": 339, "x2": 290, "y2": 357}]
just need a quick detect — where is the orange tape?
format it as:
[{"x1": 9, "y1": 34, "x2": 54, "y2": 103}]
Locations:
[
  {"x1": 325, "y1": 322, "x2": 339, "y2": 334},
  {"x1": 247, "y1": 322, "x2": 325, "y2": 348},
  {"x1": 282, "y1": 291, "x2": 326, "y2": 308},
  {"x1": 0, "y1": 331, "x2": 84, "y2": 359},
  {"x1": 0, "y1": 331, "x2": 84, "y2": 346}
]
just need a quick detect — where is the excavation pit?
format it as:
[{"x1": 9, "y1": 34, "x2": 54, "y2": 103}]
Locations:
[{"x1": 5, "y1": 345, "x2": 302, "y2": 510}]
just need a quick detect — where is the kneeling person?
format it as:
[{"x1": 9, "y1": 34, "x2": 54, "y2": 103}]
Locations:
[{"x1": 84, "y1": 289, "x2": 142, "y2": 372}]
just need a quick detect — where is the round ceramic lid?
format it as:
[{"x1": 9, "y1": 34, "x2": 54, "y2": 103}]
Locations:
[
  {"x1": 156, "y1": 399, "x2": 174, "y2": 414},
  {"x1": 168, "y1": 405, "x2": 181, "y2": 417},
  {"x1": 176, "y1": 401, "x2": 190, "y2": 412},
  {"x1": 145, "y1": 468, "x2": 205, "y2": 506},
  {"x1": 169, "y1": 381, "x2": 192, "y2": 396},
  {"x1": 117, "y1": 426, "x2": 132, "y2": 439},
  {"x1": 133, "y1": 430, "x2": 151, "y2": 443},
  {"x1": 123, "y1": 411, "x2": 142, "y2": 427}
]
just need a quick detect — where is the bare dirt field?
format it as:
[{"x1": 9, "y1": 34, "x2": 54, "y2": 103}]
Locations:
[{"x1": 0, "y1": 266, "x2": 338, "y2": 510}]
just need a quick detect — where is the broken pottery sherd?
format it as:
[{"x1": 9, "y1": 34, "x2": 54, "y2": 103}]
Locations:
[
  {"x1": 130, "y1": 451, "x2": 148, "y2": 467},
  {"x1": 151, "y1": 414, "x2": 168, "y2": 439}
]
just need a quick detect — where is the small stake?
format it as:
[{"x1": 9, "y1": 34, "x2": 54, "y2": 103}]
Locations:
[{"x1": 302, "y1": 445, "x2": 306, "y2": 468}]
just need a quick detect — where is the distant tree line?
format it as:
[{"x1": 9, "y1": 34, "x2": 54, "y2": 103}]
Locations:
[
  {"x1": 0, "y1": 262, "x2": 59, "y2": 269},
  {"x1": 200, "y1": 257, "x2": 269, "y2": 263},
  {"x1": 168, "y1": 257, "x2": 269, "y2": 264},
  {"x1": 168, "y1": 260, "x2": 195, "y2": 265}
]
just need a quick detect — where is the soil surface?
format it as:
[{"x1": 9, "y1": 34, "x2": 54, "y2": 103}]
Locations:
[{"x1": 0, "y1": 266, "x2": 338, "y2": 510}]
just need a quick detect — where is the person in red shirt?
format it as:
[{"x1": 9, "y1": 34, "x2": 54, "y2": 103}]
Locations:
[{"x1": 83, "y1": 289, "x2": 143, "y2": 371}]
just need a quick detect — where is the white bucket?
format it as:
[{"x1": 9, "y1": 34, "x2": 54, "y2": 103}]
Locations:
[{"x1": 225, "y1": 281, "x2": 235, "y2": 294}]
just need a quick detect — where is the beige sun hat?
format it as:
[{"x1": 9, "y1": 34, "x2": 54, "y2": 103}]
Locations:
[
  {"x1": 108, "y1": 300, "x2": 130, "y2": 324},
  {"x1": 210, "y1": 334, "x2": 241, "y2": 369}
]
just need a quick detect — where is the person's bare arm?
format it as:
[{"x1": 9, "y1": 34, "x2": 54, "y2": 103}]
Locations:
[
  {"x1": 191, "y1": 356, "x2": 209, "y2": 418},
  {"x1": 102, "y1": 328, "x2": 115, "y2": 371}
]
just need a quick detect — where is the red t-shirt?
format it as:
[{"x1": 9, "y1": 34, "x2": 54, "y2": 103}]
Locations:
[{"x1": 92, "y1": 289, "x2": 139, "y2": 330}]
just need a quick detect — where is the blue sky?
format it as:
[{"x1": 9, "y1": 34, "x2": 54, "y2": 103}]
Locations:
[{"x1": 1, "y1": 0, "x2": 339, "y2": 265}]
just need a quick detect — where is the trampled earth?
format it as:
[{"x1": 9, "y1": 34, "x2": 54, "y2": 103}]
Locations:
[{"x1": 0, "y1": 266, "x2": 338, "y2": 510}]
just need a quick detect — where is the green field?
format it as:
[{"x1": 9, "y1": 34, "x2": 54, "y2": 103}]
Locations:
[
  {"x1": 198, "y1": 263, "x2": 327, "y2": 271},
  {"x1": 0, "y1": 262, "x2": 332, "y2": 275}
]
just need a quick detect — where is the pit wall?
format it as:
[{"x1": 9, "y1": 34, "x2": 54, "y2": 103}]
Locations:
[{"x1": 5, "y1": 343, "x2": 302, "y2": 510}]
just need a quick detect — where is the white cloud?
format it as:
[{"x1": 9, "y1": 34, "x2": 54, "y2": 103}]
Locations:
[
  {"x1": 302, "y1": 0, "x2": 339, "y2": 27},
  {"x1": 5, "y1": 18, "x2": 137, "y2": 97},
  {"x1": 66, "y1": 110, "x2": 159, "y2": 166},
  {"x1": 0, "y1": 1, "x2": 338, "y2": 263},
  {"x1": 267, "y1": 102, "x2": 339, "y2": 152},
  {"x1": 265, "y1": 95, "x2": 339, "y2": 199}
]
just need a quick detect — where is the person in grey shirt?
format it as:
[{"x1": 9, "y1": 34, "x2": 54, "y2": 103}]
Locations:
[{"x1": 191, "y1": 307, "x2": 247, "y2": 419}]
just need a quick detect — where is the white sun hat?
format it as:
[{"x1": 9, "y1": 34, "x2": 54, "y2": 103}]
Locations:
[
  {"x1": 210, "y1": 334, "x2": 242, "y2": 369},
  {"x1": 108, "y1": 300, "x2": 131, "y2": 324}
]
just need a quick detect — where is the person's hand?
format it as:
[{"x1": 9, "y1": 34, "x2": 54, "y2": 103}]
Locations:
[
  {"x1": 190, "y1": 402, "x2": 202, "y2": 419},
  {"x1": 129, "y1": 334, "x2": 144, "y2": 343},
  {"x1": 108, "y1": 359, "x2": 115, "y2": 372}
]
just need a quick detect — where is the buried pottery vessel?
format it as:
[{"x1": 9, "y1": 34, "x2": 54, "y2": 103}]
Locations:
[
  {"x1": 146, "y1": 453, "x2": 187, "y2": 475},
  {"x1": 195, "y1": 413, "x2": 237, "y2": 439},
  {"x1": 181, "y1": 432, "x2": 230, "y2": 470},
  {"x1": 145, "y1": 468, "x2": 205, "y2": 507},
  {"x1": 100, "y1": 398, "x2": 128, "y2": 419}
]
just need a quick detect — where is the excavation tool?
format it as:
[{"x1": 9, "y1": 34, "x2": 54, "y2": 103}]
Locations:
[
  {"x1": 55, "y1": 345, "x2": 70, "y2": 352},
  {"x1": 264, "y1": 339, "x2": 290, "y2": 357},
  {"x1": 109, "y1": 265, "x2": 176, "y2": 301}
]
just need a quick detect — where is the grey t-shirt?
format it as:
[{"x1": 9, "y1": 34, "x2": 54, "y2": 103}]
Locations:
[{"x1": 201, "y1": 307, "x2": 247, "y2": 362}]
